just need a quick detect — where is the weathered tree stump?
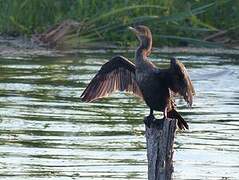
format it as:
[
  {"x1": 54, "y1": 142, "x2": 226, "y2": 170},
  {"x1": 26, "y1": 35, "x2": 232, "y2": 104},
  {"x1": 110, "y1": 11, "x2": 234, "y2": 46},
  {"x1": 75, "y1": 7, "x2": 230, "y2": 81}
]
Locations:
[{"x1": 145, "y1": 117, "x2": 177, "y2": 180}]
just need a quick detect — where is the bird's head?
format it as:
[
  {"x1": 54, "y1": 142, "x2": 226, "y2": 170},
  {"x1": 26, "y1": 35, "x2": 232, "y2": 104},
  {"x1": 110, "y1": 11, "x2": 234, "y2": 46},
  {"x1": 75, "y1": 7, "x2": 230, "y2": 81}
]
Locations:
[{"x1": 128, "y1": 25, "x2": 152, "y2": 56}]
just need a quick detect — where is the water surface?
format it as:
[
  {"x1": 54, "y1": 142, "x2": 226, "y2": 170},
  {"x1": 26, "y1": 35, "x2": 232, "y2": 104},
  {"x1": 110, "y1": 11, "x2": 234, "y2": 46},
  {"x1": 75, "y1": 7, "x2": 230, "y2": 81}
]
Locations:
[{"x1": 0, "y1": 51, "x2": 239, "y2": 179}]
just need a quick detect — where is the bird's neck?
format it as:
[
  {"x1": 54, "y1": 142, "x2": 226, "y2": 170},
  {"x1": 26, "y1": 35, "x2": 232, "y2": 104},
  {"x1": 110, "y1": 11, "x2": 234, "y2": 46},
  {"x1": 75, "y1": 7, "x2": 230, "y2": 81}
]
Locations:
[
  {"x1": 135, "y1": 37, "x2": 152, "y2": 65},
  {"x1": 135, "y1": 47, "x2": 147, "y2": 62}
]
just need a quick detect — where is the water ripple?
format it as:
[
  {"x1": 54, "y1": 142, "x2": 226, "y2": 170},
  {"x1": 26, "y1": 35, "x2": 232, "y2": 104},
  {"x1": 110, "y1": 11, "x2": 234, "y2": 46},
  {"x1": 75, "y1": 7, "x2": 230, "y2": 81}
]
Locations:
[{"x1": 0, "y1": 52, "x2": 238, "y2": 179}]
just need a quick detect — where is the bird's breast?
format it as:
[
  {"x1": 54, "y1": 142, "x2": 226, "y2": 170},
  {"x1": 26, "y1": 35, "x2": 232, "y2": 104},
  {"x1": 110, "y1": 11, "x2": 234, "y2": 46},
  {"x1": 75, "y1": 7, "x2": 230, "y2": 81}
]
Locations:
[
  {"x1": 135, "y1": 64, "x2": 154, "y2": 83},
  {"x1": 135, "y1": 69, "x2": 170, "y2": 111},
  {"x1": 136, "y1": 71, "x2": 147, "y2": 84}
]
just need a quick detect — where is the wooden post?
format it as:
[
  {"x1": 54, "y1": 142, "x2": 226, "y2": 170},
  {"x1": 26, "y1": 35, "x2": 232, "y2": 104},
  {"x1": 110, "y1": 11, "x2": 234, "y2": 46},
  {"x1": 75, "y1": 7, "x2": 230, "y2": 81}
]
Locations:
[{"x1": 145, "y1": 117, "x2": 177, "y2": 180}]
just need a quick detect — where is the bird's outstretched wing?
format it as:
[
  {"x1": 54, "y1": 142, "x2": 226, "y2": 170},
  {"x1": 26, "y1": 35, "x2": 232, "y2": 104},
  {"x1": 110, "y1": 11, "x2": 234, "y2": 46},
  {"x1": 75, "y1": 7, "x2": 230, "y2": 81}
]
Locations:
[
  {"x1": 167, "y1": 57, "x2": 195, "y2": 106},
  {"x1": 81, "y1": 56, "x2": 143, "y2": 102}
]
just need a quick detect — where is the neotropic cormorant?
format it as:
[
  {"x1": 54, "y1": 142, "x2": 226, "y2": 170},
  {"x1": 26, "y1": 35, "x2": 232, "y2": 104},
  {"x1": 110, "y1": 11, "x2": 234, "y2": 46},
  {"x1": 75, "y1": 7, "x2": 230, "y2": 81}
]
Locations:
[{"x1": 81, "y1": 25, "x2": 195, "y2": 130}]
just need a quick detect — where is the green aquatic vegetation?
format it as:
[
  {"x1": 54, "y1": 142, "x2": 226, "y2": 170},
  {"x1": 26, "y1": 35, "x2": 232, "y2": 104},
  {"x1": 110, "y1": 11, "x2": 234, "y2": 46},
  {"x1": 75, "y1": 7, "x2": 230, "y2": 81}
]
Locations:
[{"x1": 0, "y1": 0, "x2": 238, "y2": 47}]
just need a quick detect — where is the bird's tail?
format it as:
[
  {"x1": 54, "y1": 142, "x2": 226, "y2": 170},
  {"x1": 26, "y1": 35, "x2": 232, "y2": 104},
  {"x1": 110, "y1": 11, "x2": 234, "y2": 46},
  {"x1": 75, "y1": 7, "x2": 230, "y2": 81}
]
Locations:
[{"x1": 167, "y1": 109, "x2": 189, "y2": 130}]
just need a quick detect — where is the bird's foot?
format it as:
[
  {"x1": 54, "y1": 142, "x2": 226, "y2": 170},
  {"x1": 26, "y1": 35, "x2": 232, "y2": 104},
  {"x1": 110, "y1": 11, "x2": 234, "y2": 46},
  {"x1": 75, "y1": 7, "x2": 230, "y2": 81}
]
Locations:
[
  {"x1": 152, "y1": 118, "x2": 164, "y2": 129},
  {"x1": 144, "y1": 114, "x2": 155, "y2": 128}
]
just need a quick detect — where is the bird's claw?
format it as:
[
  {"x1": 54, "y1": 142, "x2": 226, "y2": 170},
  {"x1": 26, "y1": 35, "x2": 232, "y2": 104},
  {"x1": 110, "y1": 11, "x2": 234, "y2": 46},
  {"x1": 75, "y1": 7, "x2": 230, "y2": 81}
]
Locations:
[
  {"x1": 144, "y1": 115, "x2": 165, "y2": 129},
  {"x1": 144, "y1": 114, "x2": 155, "y2": 127},
  {"x1": 152, "y1": 118, "x2": 164, "y2": 129}
]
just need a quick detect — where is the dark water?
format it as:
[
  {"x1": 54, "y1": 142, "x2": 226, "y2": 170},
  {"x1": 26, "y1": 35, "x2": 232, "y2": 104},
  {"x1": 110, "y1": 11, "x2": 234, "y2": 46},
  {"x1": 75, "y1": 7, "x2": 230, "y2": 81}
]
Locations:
[{"x1": 0, "y1": 51, "x2": 239, "y2": 180}]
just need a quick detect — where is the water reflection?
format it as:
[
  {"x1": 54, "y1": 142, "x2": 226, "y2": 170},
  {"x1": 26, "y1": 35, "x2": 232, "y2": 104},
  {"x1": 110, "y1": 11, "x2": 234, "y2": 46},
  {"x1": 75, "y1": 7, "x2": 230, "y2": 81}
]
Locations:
[{"x1": 0, "y1": 52, "x2": 238, "y2": 179}]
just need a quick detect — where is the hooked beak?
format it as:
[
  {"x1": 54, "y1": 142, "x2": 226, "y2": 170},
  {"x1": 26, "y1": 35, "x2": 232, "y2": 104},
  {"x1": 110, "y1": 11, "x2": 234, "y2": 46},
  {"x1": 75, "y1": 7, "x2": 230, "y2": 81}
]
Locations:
[{"x1": 128, "y1": 26, "x2": 139, "y2": 34}]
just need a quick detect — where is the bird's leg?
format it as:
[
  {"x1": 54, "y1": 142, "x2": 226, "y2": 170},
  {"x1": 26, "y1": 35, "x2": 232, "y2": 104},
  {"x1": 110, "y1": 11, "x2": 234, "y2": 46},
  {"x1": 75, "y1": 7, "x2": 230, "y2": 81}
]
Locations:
[
  {"x1": 149, "y1": 108, "x2": 155, "y2": 119},
  {"x1": 144, "y1": 108, "x2": 155, "y2": 127},
  {"x1": 163, "y1": 107, "x2": 168, "y2": 119},
  {"x1": 150, "y1": 107, "x2": 167, "y2": 129}
]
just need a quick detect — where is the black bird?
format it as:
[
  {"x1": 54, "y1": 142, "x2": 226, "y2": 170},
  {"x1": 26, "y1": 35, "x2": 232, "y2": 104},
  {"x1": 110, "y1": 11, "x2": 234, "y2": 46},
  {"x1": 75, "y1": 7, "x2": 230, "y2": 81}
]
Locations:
[{"x1": 81, "y1": 25, "x2": 195, "y2": 130}]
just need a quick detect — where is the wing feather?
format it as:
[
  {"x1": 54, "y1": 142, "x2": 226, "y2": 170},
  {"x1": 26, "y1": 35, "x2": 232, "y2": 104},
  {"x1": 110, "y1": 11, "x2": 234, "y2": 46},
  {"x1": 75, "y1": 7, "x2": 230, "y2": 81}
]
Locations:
[
  {"x1": 168, "y1": 57, "x2": 195, "y2": 106},
  {"x1": 81, "y1": 56, "x2": 143, "y2": 102}
]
